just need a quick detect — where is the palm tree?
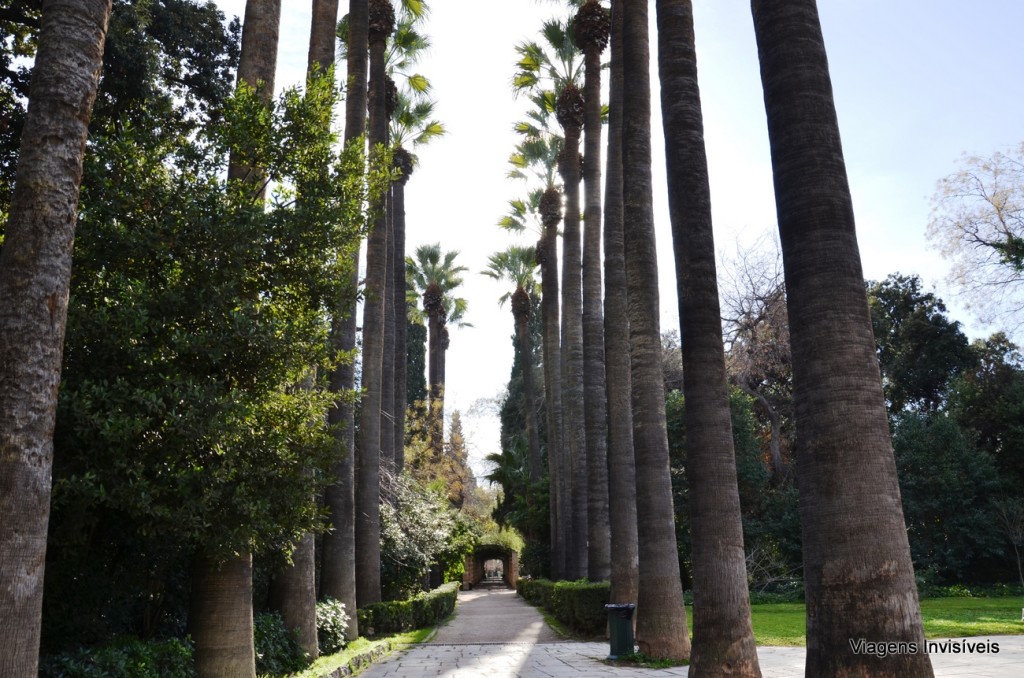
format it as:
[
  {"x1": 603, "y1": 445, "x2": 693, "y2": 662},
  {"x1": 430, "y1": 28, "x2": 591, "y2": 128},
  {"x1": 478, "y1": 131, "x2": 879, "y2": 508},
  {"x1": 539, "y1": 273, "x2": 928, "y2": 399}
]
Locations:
[
  {"x1": 0, "y1": 2, "x2": 111, "y2": 672},
  {"x1": 602, "y1": 0, "x2": 638, "y2": 611},
  {"x1": 267, "y1": 1, "x2": 342, "y2": 659},
  {"x1": 516, "y1": 17, "x2": 589, "y2": 580},
  {"x1": 657, "y1": 0, "x2": 759, "y2": 673},
  {"x1": 483, "y1": 246, "x2": 543, "y2": 483},
  {"x1": 354, "y1": 0, "x2": 394, "y2": 608},
  {"x1": 574, "y1": 0, "x2": 611, "y2": 583},
  {"x1": 406, "y1": 244, "x2": 469, "y2": 458},
  {"x1": 390, "y1": 88, "x2": 445, "y2": 473},
  {"x1": 750, "y1": 2, "x2": 932, "y2": 674},
  {"x1": 189, "y1": 2, "x2": 281, "y2": 674},
  {"x1": 621, "y1": 0, "x2": 690, "y2": 660},
  {"x1": 320, "y1": 0, "x2": 367, "y2": 642},
  {"x1": 501, "y1": 130, "x2": 569, "y2": 581}
]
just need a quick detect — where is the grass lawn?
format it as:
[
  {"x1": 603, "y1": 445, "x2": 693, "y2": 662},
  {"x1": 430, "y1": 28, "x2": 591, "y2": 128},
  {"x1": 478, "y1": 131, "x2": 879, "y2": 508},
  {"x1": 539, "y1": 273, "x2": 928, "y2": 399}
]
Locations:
[
  {"x1": 744, "y1": 597, "x2": 1024, "y2": 646},
  {"x1": 293, "y1": 627, "x2": 434, "y2": 677}
]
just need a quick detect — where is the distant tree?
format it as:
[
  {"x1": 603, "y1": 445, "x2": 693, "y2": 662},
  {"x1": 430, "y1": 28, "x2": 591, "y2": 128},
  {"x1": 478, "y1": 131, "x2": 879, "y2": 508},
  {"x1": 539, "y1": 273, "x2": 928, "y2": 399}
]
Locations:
[
  {"x1": 0, "y1": 2, "x2": 111, "y2": 672},
  {"x1": 867, "y1": 273, "x2": 976, "y2": 415},
  {"x1": 928, "y1": 143, "x2": 1024, "y2": 339},
  {"x1": 948, "y1": 333, "x2": 1024, "y2": 491}
]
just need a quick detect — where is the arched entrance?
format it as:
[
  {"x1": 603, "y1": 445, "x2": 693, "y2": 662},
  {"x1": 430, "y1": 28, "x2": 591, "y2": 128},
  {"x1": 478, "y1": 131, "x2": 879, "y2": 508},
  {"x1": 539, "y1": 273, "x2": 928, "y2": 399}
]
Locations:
[{"x1": 462, "y1": 543, "x2": 519, "y2": 589}]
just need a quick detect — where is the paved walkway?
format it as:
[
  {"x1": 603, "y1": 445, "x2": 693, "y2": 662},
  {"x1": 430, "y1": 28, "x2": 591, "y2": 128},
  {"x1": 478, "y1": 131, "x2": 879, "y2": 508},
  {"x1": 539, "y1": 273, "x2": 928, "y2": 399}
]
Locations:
[{"x1": 358, "y1": 586, "x2": 1024, "y2": 677}]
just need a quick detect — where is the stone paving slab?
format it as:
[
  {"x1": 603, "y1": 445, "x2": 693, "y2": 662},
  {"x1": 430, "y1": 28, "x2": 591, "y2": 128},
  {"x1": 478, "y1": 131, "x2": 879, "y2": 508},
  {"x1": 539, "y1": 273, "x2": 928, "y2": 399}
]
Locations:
[{"x1": 357, "y1": 587, "x2": 1024, "y2": 677}]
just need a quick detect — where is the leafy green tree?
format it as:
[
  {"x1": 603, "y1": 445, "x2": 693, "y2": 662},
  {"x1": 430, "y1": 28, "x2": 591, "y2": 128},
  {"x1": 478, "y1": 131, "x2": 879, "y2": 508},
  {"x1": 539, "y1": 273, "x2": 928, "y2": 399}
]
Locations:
[
  {"x1": 868, "y1": 273, "x2": 975, "y2": 414},
  {"x1": 948, "y1": 333, "x2": 1024, "y2": 491},
  {"x1": 891, "y1": 413, "x2": 1005, "y2": 584}
]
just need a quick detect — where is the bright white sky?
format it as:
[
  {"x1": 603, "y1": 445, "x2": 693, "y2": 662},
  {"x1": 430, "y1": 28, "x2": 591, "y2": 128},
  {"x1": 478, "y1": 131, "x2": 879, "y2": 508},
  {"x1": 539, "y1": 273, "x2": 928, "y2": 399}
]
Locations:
[{"x1": 215, "y1": 0, "x2": 1024, "y2": 478}]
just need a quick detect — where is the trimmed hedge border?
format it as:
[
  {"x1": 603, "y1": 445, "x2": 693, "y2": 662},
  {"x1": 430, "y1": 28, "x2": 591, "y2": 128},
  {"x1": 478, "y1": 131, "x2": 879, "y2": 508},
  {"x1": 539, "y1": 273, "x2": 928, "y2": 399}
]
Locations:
[
  {"x1": 357, "y1": 582, "x2": 460, "y2": 638},
  {"x1": 517, "y1": 578, "x2": 610, "y2": 636}
]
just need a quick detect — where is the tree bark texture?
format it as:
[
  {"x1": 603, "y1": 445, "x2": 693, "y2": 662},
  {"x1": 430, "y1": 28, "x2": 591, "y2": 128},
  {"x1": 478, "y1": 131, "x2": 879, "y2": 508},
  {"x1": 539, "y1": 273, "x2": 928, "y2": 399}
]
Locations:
[
  {"x1": 540, "y1": 216, "x2": 567, "y2": 581},
  {"x1": 581, "y1": 16, "x2": 611, "y2": 584},
  {"x1": 392, "y1": 179, "x2": 409, "y2": 474},
  {"x1": 560, "y1": 127, "x2": 589, "y2": 582},
  {"x1": 268, "y1": 533, "x2": 318, "y2": 658},
  {"x1": 320, "y1": 0, "x2": 367, "y2": 640},
  {"x1": 0, "y1": 2, "x2": 110, "y2": 673},
  {"x1": 189, "y1": 553, "x2": 257, "y2": 678},
  {"x1": 621, "y1": 0, "x2": 690, "y2": 661},
  {"x1": 602, "y1": 0, "x2": 639, "y2": 608},
  {"x1": 380, "y1": 189, "x2": 396, "y2": 475},
  {"x1": 658, "y1": 1, "x2": 760, "y2": 674},
  {"x1": 515, "y1": 303, "x2": 543, "y2": 484},
  {"x1": 750, "y1": 1, "x2": 933, "y2": 675},
  {"x1": 355, "y1": 6, "x2": 391, "y2": 604},
  {"x1": 307, "y1": 0, "x2": 340, "y2": 73}
]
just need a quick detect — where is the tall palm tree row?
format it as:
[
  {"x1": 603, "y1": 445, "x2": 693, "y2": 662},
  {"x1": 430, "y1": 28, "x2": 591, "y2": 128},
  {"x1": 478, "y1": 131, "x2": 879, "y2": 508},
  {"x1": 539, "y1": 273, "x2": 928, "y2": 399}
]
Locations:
[
  {"x1": 406, "y1": 244, "x2": 470, "y2": 459},
  {"x1": 601, "y1": 0, "x2": 639, "y2": 610},
  {"x1": 390, "y1": 86, "x2": 445, "y2": 472},
  {"x1": 502, "y1": 127, "x2": 569, "y2": 580},
  {"x1": 514, "y1": 16, "x2": 588, "y2": 580},
  {"x1": 656, "y1": 0, "x2": 759, "y2": 673},
  {"x1": 573, "y1": 0, "x2": 612, "y2": 582},
  {"x1": 0, "y1": 2, "x2": 112, "y2": 673},
  {"x1": 320, "y1": 0, "x2": 368, "y2": 641},
  {"x1": 620, "y1": 0, "x2": 690, "y2": 660},
  {"x1": 354, "y1": 0, "x2": 395, "y2": 607},
  {"x1": 189, "y1": 2, "x2": 282, "y2": 675},
  {"x1": 750, "y1": 1, "x2": 933, "y2": 675},
  {"x1": 483, "y1": 246, "x2": 544, "y2": 484}
]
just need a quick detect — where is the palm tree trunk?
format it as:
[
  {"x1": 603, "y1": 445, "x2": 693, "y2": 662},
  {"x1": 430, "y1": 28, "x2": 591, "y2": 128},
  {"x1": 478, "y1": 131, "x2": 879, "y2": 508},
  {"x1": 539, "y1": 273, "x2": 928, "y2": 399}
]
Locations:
[
  {"x1": 268, "y1": 533, "x2": 318, "y2": 658},
  {"x1": 658, "y1": 1, "x2": 759, "y2": 673},
  {"x1": 603, "y1": 0, "x2": 639, "y2": 609},
  {"x1": 189, "y1": 553, "x2": 256, "y2": 678},
  {"x1": 268, "y1": 1, "x2": 342, "y2": 656},
  {"x1": 392, "y1": 162, "x2": 411, "y2": 474},
  {"x1": 0, "y1": 2, "x2": 111, "y2": 673},
  {"x1": 560, "y1": 123, "x2": 589, "y2": 582},
  {"x1": 750, "y1": 2, "x2": 932, "y2": 675},
  {"x1": 320, "y1": 0, "x2": 367, "y2": 639},
  {"x1": 538, "y1": 209, "x2": 567, "y2": 581},
  {"x1": 354, "y1": 0, "x2": 394, "y2": 608},
  {"x1": 380, "y1": 187, "x2": 396, "y2": 476},
  {"x1": 580, "y1": 12, "x2": 611, "y2": 584},
  {"x1": 621, "y1": 0, "x2": 690, "y2": 660},
  {"x1": 515, "y1": 302, "x2": 543, "y2": 483},
  {"x1": 427, "y1": 307, "x2": 443, "y2": 459}
]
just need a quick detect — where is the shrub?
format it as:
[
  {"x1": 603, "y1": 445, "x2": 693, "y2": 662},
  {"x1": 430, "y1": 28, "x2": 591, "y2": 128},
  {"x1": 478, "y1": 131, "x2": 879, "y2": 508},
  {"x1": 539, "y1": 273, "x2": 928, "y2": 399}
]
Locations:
[
  {"x1": 40, "y1": 636, "x2": 195, "y2": 678},
  {"x1": 518, "y1": 579, "x2": 610, "y2": 636},
  {"x1": 253, "y1": 612, "x2": 308, "y2": 676},
  {"x1": 357, "y1": 582, "x2": 460, "y2": 638},
  {"x1": 316, "y1": 597, "x2": 350, "y2": 655}
]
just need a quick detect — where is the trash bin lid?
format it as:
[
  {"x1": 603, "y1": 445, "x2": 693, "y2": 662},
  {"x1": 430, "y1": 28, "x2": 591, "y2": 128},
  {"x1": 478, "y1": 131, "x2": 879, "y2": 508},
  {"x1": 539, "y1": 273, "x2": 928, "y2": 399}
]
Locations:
[{"x1": 604, "y1": 603, "x2": 636, "y2": 610}]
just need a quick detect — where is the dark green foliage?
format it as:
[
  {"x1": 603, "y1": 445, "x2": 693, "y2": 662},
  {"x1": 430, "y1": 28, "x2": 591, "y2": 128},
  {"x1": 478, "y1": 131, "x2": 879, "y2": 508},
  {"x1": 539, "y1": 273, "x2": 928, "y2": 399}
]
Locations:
[
  {"x1": 316, "y1": 597, "x2": 350, "y2": 656},
  {"x1": 948, "y1": 333, "x2": 1024, "y2": 492},
  {"x1": 357, "y1": 582, "x2": 459, "y2": 637},
  {"x1": 867, "y1": 273, "x2": 976, "y2": 414},
  {"x1": 406, "y1": 318, "x2": 428, "y2": 408},
  {"x1": 517, "y1": 578, "x2": 610, "y2": 636},
  {"x1": 666, "y1": 388, "x2": 802, "y2": 590},
  {"x1": 892, "y1": 412, "x2": 1007, "y2": 583},
  {"x1": 254, "y1": 612, "x2": 309, "y2": 676},
  {"x1": 40, "y1": 636, "x2": 196, "y2": 678}
]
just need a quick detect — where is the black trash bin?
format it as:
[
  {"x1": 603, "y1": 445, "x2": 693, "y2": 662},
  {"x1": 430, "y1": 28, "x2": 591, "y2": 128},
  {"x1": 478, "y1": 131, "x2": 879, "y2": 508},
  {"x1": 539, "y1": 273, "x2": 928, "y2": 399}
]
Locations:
[{"x1": 604, "y1": 603, "x2": 636, "y2": 659}]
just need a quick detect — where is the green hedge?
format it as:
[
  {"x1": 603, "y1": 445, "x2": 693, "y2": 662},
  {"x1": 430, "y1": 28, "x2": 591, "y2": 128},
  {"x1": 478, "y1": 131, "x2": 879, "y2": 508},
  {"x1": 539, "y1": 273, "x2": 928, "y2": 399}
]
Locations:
[
  {"x1": 357, "y1": 582, "x2": 459, "y2": 637},
  {"x1": 517, "y1": 578, "x2": 610, "y2": 636},
  {"x1": 40, "y1": 636, "x2": 195, "y2": 678}
]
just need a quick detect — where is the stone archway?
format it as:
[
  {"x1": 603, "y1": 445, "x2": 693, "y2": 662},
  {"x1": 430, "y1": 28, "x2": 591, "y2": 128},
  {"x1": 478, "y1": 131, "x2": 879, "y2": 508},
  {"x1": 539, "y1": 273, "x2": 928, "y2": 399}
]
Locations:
[{"x1": 462, "y1": 543, "x2": 519, "y2": 589}]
